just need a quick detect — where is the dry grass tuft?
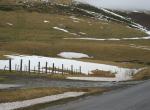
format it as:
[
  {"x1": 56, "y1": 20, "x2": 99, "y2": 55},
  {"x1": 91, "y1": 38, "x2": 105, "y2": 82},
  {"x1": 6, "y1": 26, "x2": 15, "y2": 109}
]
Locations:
[{"x1": 90, "y1": 70, "x2": 115, "y2": 77}]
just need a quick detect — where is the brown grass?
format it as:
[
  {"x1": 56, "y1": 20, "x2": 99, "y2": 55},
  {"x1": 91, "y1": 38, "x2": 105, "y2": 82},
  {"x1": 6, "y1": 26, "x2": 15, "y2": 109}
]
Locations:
[
  {"x1": 0, "y1": 70, "x2": 66, "y2": 80},
  {"x1": 0, "y1": 10, "x2": 146, "y2": 41},
  {"x1": 0, "y1": 87, "x2": 67, "y2": 103},
  {"x1": 90, "y1": 70, "x2": 115, "y2": 77},
  {"x1": 1, "y1": 40, "x2": 150, "y2": 65},
  {"x1": 133, "y1": 67, "x2": 150, "y2": 80},
  {"x1": 0, "y1": 8, "x2": 149, "y2": 69},
  {"x1": 0, "y1": 87, "x2": 107, "y2": 103}
]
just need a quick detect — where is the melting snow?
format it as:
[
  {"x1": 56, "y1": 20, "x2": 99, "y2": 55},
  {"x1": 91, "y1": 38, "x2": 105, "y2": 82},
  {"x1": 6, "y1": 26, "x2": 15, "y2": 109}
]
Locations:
[
  {"x1": 67, "y1": 75, "x2": 130, "y2": 82},
  {"x1": 0, "y1": 92, "x2": 85, "y2": 110},
  {"x1": 79, "y1": 32, "x2": 86, "y2": 35},
  {"x1": 44, "y1": 20, "x2": 49, "y2": 23},
  {"x1": 6, "y1": 23, "x2": 13, "y2": 26},
  {"x1": 53, "y1": 27, "x2": 79, "y2": 36},
  {"x1": 57, "y1": 52, "x2": 91, "y2": 59},
  {"x1": 53, "y1": 27, "x2": 69, "y2": 33},
  {"x1": 130, "y1": 44, "x2": 150, "y2": 51},
  {"x1": 0, "y1": 84, "x2": 21, "y2": 89},
  {"x1": 64, "y1": 38, "x2": 120, "y2": 41},
  {"x1": 101, "y1": 8, "x2": 127, "y2": 20},
  {"x1": 0, "y1": 55, "x2": 140, "y2": 81},
  {"x1": 146, "y1": 31, "x2": 150, "y2": 35},
  {"x1": 64, "y1": 36, "x2": 150, "y2": 41}
]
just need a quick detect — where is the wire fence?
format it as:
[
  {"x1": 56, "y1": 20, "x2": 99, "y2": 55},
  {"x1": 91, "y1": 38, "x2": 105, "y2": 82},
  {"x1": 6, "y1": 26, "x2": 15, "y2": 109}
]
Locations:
[{"x1": 3, "y1": 59, "x2": 82, "y2": 75}]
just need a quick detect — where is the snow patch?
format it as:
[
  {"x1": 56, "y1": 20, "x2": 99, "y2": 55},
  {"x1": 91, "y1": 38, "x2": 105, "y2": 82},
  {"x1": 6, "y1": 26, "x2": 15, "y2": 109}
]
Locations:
[
  {"x1": 146, "y1": 31, "x2": 150, "y2": 35},
  {"x1": 57, "y1": 52, "x2": 91, "y2": 59},
  {"x1": 0, "y1": 84, "x2": 21, "y2": 89},
  {"x1": 6, "y1": 23, "x2": 13, "y2": 26},
  {"x1": 130, "y1": 44, "x2": 150, "y2": 51},
  {"x1": 53, "y1": 27, "x2": 79, "y2": 36},
  {"x1": 64, "y1": 38, "x2": 120, "y2": 41},
  {"x1": 44, "y1": 20, "x2": 49, "y2": 23},
  {"x1": 0, "y1": 92, "x2": 85, "y2": 110},
  {"x1": 64, "y1": 36, "x2": 150, "y2": 41},
  {"x1": 79, "y1": 32, "x2": 86, "y2": 35},
  {"x1": 67, "y1": 76, "x2": 130, "y2": 82},
  {"x1": 0, "y1": 55, "x2": 140, "y2": 81},
  {"x1": 53, "y1": 27, "x2": 69, "y2": 33}
]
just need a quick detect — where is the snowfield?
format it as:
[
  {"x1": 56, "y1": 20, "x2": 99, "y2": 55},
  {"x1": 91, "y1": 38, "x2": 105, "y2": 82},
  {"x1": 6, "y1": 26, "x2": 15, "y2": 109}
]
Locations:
[
  {"x1": 0, "y1": 92, "x2": 85, "y2": 110},
  {"x1": 57, "y1": 52, "x2": 91, "y2": 59},
  {"x1": 0, "y1": 55, "x2": 141, "y2": 81}
]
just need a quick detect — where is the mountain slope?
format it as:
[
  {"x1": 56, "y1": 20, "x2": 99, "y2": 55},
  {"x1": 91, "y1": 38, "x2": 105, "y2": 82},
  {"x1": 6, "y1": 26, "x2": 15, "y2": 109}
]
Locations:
[{"x1": 1, "y1": 0, "x2": 150, "y2": 66}]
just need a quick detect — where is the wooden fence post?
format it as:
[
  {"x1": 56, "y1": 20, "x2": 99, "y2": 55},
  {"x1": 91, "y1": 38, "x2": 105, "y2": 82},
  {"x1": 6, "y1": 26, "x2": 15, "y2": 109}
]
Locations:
[
  {"x1": 9, "y1": 59, "x2": 12, "y2": 72},
  {"x1": 62, "y1": 64, "x2": 64, "y2": 75},
  {"x1": 28, "y1": 60, "x2": 30, "y2": 73},
  {"x1": 38, "y1": 62, "x2": 40, "y2": 73},
  {"x1": 45, "y1": 62, "x2": 48, "y2": 74},
  {"x1": 20, "y1": 59, "x2": 23, "y2": 72},
  {"x1": 52, "y1": 63, "x2": 55, "y2": 74}
]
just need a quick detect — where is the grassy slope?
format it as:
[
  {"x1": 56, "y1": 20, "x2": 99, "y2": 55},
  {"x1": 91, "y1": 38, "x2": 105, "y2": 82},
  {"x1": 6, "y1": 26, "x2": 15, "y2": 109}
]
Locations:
[
  {"x1": 0, "y1": 2, "x2": 149, "y2": 68},
  {"x1": 0, "y1": 10, "x2": 145, "y2": 40}
]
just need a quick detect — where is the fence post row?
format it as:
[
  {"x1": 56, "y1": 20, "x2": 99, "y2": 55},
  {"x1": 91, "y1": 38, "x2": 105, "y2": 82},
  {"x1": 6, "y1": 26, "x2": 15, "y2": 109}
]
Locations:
[
  {"x1": 45, "y1": 62, "x2": 48, "y2": 74},
  {"x1": 9, "y1": 59, "x2": 11, "y2": 72},
  {"x1": 20, "y1": 59, "x2": 23, "y2": 72},
  {"x1": 52, "y1": 63, "x2": 55, "y2": 74},
  {"x1": 28, "y1": 60, "x2": 30, "y2": 73},
  {"x1": 38, "y1": 62, "x2": 40, "y2": 73},
  {"x1": 62, "y1": 64, "x2": 64, "y2": 75},
  {"x1": 7, "y1": 59, "x2": 82, "y2": 75}
]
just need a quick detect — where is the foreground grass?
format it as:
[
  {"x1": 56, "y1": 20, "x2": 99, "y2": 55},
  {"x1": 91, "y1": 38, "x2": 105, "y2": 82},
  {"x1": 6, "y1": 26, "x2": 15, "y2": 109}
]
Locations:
[
  {"x1": 0, "y1": 87, "x2": 67, "y2": 103},
  {"x1": 0, "y1": 87, "x2": 107, "y2": 103}
]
